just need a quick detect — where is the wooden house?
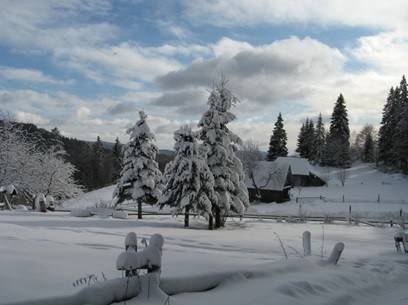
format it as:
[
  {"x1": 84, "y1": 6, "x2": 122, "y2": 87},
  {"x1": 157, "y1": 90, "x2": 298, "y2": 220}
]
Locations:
[{"x1": 275, "y1": 157, "x2": 326, "y2": 187}]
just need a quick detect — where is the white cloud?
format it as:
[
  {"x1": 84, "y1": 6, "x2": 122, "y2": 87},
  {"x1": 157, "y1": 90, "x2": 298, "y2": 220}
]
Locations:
[
  {"x1": 54, "y1": 43, "x2": 183, "y2": 85},
  {"x1": 157, "y1": 36, "x2": 346, "y2": 107},
  {"x1": 76, "y1": 106, "x2": 90, "y2": 120},
  {"x1": 16, "y1": 111, "x2": 49, "y2": 125},
  {"x1": 0, "y1": 66, "x2": 72, "y2": 84},
  {"x1": 349, "y1": 30, "x2": 408, "y2": 75},
  {"x1": 183, "y1": 0, "x2": 408, "y2": 30},
  {"x1": 0, "y1": 0, "x2": 116, "y2": 52}
]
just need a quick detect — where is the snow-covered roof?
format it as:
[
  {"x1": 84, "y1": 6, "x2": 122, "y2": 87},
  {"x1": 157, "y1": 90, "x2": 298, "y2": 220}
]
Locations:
[
  {"x1": 246, "y1": 161, "x2": 290, "y2": 191},
  {"x1": 275, "y1": 157, "x2": 311, "y2": 176}
]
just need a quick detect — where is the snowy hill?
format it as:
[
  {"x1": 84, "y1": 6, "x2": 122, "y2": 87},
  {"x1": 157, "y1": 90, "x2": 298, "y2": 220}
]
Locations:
[
  {"x1": 253, "y1": 163, "x2": 408, "y2": 219},
  {"x1": 62, "y1": 185, "x2": 116, "y2": 209}
]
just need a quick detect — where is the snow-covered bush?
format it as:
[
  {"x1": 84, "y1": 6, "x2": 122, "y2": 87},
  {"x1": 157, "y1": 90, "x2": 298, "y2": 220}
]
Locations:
[
  {"x1": 113, "y1": 111, "x2": 162, "y2": 219},
  {"x1": 33, "y1": 193, "x2": 47, "y2": 212},
  {"x1": 198, "y1": 79, "x2": 249, "y2": 228},
  {"x1": 159, "y1": 125, "x2": 216, "y2": 227}
]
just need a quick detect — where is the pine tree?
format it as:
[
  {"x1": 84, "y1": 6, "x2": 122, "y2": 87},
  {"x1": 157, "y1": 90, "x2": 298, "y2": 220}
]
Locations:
[
  {"x1": 325, "y1": 94, "x2": 351, "y2": 167},
  {"x1": 112, "y1": 137, "x2": 122, "y2": 181},
  {"x1": 159, "y1": 126, "x2": 216, "y2": 228},
  {"x1": 91, "y1": 136, "x2": 105, "y2": 188},
  {"x1": 362, "y1": 131, "x2": 375, "y2": 163},
  {"x1": 267, "y1": 113, "x2": 288, "y2": 161},
  {"x1": 113, "y1": 111, "x2": 162, "y2": 219},
  {"x1": 296, "y1": 118, "x2": 316, "y2": 161},
  {"x1": 314, "y1": 113, "x2": 326, "y2": 164},
  {"x1": 296, "y1": 121, "x2": 306, "y2": 158},
  {"x1": 305, "y1": 119, "x2": 316, "y2": 161},
  {"x1": 378, "y1": 87, "x2": 400, "y2": 166},
  {"x1": 198, "y1": 79, "x2": 249, "y2": 229},
  {"x1": 395, "y1": 76, "x2": 408, "y2": 172}
]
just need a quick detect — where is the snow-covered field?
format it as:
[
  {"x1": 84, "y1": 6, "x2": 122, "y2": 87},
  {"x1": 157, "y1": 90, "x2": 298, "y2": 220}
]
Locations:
[
  {"x1": 62, "y1": 163, "x2": 408, "y2": 220},
  {"x1": 2, "y1": 163, "x2": 408, "y2": 304},
  {"x1": 250, "y1": 163, "x2": 408, "y2": 220},
  {"x1": 1, "y1": 210, "x2": 408, "y2": 305}
]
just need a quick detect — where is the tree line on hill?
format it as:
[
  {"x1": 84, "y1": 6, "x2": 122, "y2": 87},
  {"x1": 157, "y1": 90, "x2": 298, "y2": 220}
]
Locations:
[
  {"x1": 265, "y1": 93, "x2": 353, "y2": 167},
  {"x1": 263, "y1": 75, "x2": 408, "y2": 173},
  {"x1": 0, "y1": 116, "x2": 174, "y2": 200}
]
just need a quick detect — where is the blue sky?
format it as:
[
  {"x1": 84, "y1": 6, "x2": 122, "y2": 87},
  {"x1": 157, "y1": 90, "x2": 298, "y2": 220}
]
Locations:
[{"x1": 0, "y1": 0, "x2": 407, "y2": 151}]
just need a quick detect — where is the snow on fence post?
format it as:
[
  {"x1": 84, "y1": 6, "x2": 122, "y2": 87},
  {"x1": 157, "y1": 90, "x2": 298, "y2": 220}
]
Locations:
[
  {"x1": 125, "y1": 232, "x2": 137, "y2": 251},
  {"x1": 303, "y1": 231, "x2": 311, "y2": 257},
  {"x1": 327, "y1": 242, "x2": 345, "y2": 265}
]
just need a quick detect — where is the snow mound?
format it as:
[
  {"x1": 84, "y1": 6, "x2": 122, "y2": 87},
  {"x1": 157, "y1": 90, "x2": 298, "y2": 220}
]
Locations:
[
  {"x1": 70, "y1": 208, "x2": 93, "y2": 217},
  {"x1": 112, "y1": 210, "x2": 128, "y2": 219}
]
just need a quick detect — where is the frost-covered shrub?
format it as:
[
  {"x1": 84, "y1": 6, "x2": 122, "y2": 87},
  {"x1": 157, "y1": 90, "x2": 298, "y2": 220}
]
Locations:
[{"x1": 0, "y1": 120, "x2": 82, "y2": 200}]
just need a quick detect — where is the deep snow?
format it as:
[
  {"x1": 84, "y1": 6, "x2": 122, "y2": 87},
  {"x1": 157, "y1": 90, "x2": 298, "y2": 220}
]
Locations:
[
  {"x1": 0, "y1": 211, "x2": 407, "y2": 305},
  {"x1": 2, "y1": 163, "x2": 408, "y2": 304}
]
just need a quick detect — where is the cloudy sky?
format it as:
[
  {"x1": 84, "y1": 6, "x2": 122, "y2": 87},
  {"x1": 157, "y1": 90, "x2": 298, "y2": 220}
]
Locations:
[{"x1": 1, "y1": 0, "x2": 407, "y2": 151}]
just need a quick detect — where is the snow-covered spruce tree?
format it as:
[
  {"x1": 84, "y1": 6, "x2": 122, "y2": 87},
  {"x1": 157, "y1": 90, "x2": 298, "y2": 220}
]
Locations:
[
  {"x1": 159, "y1": 126, "x2": 216, "y2": 228},
  {"x1": 113, "y1": 111, "x2": 162, "y2": 219},
  {"x1": 378, "y1": 87, "x2": 400, "y2": 166},
  {"x1": 325, "y1": 94, "x2": 351, "y2": 167},
  {"x1": 267, "y1": 113, "x2": 288, "y2": 161},
  {"x1": 314, "y1": 113, "x2": 326, "y2": 165},
  {"x1": 198, "y1": 79, "x2": 249, "y2": 229}
]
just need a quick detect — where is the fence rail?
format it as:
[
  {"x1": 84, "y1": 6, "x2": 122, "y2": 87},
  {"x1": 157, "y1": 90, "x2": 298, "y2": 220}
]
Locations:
[
  {"x1": 295, "y1": 196, "x2": 408, "y2": 204},
  {"x1": 53, "y1": 207, "x2": 408, "y2": 227}
]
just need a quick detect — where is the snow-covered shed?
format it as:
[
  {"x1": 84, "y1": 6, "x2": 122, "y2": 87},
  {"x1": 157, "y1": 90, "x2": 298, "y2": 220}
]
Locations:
[
  {"x1": 246, "y1": 161, "x2": 291, "y2": 203},
  {"x1": 275, "y1": 157, "x2": 325, "y2": 187}
]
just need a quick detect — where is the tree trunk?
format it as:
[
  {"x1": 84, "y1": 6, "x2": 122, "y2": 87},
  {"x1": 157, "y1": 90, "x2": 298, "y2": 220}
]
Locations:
[
  {"x1": 184, "y1": 206, "x2": 190, "y2": 228},
  {"x1": 208, "y1": 215, "x2": 213, "y2": 230},
  {"x1": 215, "y1": 207, "x2": 221, "y2": 229},
  {"x1": 138, "y1": 200, "x2": 142, "y2": 219}
]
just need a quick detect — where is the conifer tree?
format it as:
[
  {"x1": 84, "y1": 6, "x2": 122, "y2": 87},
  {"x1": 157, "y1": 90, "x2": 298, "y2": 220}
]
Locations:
[
  {"x1": 378, "y1": 87, "x2": 400, "y2": 166},
  {"x1": 296, "y1": 121, "x2": 307, "y2": 158},
  {"x1": 325, "y1": 94, "x2": 350, "y2": 167},
  {"x1": 296, "y1": 118, "x2": 316, "y2": 161},
  {"x1": 112, "y1": 137, "x2": 122, "y2": 181},
  {"x1": 362, "y1": 131, "x2": 375, "y2": 163},
  {"x1": 159, "y1": 126, "x2": 216, "y2": 228},
  {"x1": 395, "y1": 76, "x2": 408, "y2": 172},
  {"x1": 91, "y1": 136, "x2": 105, "y2": 187},
  {"x1": 198, "y1": 79, "x2": 249, "y2": 229},
  {"x1": 314, "y1": 113, "x2": 326, "y2": 164},
  {"x1": 113, "y1": 111, "x2": 162, "y2": 219},
  {"x1": 267, "y1": 113, "x2": 288, "y2": 161}
]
